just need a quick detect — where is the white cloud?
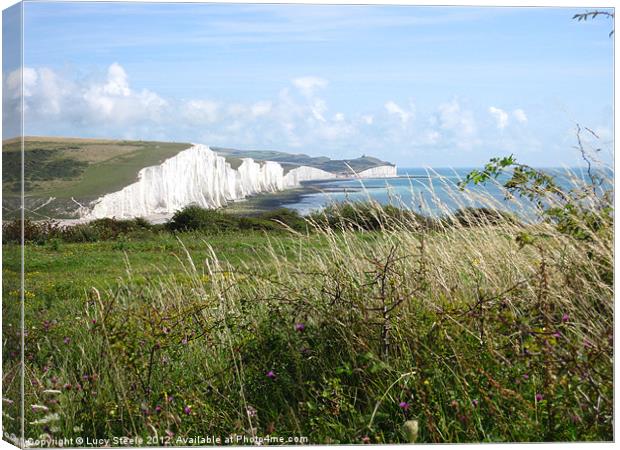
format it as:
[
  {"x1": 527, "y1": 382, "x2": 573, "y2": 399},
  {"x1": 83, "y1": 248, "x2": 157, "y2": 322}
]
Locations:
[
  {"x1": 310, "y1": 99, "x2": 327, "y2": 122},
  {"x1": 488, "y1": 106, "x2": 509, "y2": 130},
  {"x1": 361, "y1": 114, "x2": 374, "y2": 125},
  {"x1": 250, "y1": 101, "x2": 272, "y2": 117},
  {"x1": 384, "y1": 100, "x2": 412, "y2": 124},
  {"x1": 513, "y1": 108, "x2": 528, "y2": 123},
  {"x1": 438, "y1": 99, "x2": 476, "y2": 135},
  {"x1": 184, "y1": 100, "x2": 220, "y2": 123},
  {"x1": 292, "y1": 76, "x2": 328, "y2": 97},
  {"x1": 12, "y1": 63, "x2": 571, "y2": 165}
]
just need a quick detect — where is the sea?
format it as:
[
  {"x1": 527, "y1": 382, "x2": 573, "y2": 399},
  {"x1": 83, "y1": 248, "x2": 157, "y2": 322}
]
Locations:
[{"x1": 278, "y1": 167, "x2": 613, "y2": 219}]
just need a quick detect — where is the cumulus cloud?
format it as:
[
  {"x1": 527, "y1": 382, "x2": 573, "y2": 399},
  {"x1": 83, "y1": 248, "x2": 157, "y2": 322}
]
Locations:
[
  {"x1": 513, "y1": 108, "x2": 528, "y2": 123},
  {"x1": 438, "y1": 99, "x2": 476, "y2": 135},
  {"x1": 488, "y1": 106, "x2": 509, "y2": 130},
  {"x1": 385, "y1": 100, "x2": 413, "y2": 124},
  {"x1": 184, "y1": 100, "x2": 220, "y2": 124},
  {"x1": 11, "y1": 62, "x2": 168, "y2": 135},
  {"x1": 292, "y1": 76, "x2": 328, "y2": 97},
  {"x1": 7, "y1": 63, "x2": 556, "y2": 163},
  {"x1": 361, "y1": 114, "x2": 374, "y2": 125}
]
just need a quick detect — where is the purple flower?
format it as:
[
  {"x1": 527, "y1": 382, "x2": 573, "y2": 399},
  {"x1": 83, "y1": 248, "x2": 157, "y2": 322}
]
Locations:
[
  {"x1": 266, "y1": 370, "x2": 276, "y2": 380},
  {"x1": 181, "y1": 337, "x2": 188, "y2": 345},
  {"x1": 472, "y1": 399, "x2": 479, "y2": 407},
  {"x1": 167, "y1": 395, "x2": 174, "y2": 403},
  {"x1": 63, "y1": 383, "x2": 72, "y2": 391},
  {"x1": 155, "y1": 405, "x2": 162, "y2": 413},
  {"x1": 562, "y1": 313, "x2": 569, "y2": 323},
  {"x1": 399, "y1": 401, "x2": 410, "y2": 411},
  {"x1": 183, "y1": 406, "x2": 191, "y2": 415},
  {"x1": 535, "y1": 393, "x2": 543, "y2": 402},
  {"x1": 522, "y1": 374, "x2": 529, "y2": 380},
  {"x1": 63, "y1": 337, "x2": 71, "y2": 345},
  {"x1": 553, "y1": 331, "x2": 561, "y2": 338},
  {"x1": 294, "y1": 323, "x2": 305, "y2": 332}
]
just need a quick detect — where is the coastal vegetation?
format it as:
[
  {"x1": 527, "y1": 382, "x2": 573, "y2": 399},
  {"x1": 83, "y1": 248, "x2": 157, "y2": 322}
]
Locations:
[{"x1": 2, "y1": 156, "x2": 613, "y2": 444}]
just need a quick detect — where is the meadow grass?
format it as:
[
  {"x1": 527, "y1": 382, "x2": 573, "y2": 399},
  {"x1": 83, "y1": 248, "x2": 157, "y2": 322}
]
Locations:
[{"x1": 1, "y1": 168, "x2": 613, "y2": 445}]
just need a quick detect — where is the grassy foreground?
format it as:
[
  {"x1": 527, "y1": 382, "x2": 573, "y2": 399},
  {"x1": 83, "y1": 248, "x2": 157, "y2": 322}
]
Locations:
[{"x1": 2, "y1": 195, "x2": 613, "y2": 445}]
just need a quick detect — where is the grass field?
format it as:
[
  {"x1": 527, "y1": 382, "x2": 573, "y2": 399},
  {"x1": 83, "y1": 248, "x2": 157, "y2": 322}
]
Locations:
[{"x1": 2, "y1": 201, "x2": 613, "y2": 444}]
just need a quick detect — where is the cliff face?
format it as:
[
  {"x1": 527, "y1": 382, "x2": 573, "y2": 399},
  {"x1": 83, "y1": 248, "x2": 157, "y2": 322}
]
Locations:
[
  {"x1": 355, "y1": 165, "x2": 398, "y2": 178},
  {"x1": 86, "y1": 144, "x2": 396, "y2": 219}
]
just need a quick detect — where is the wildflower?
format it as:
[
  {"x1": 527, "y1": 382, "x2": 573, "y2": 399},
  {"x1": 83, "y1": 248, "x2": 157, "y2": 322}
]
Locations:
[
  {"x1": 63, "y1": 337, "x2": 71, "y2": 345},
  {"x1": 266, "y1": 370, "x2": 276, "y2": 380},
  {"x1": 167, "y1": 395, "x2": 174, "y2": 403},
  {"x1": 399, "y1": 401, "x2": 410, "y2": 411},
  {"x1": 402, "y1": 420, "x2": 419, "y2": 443},
  {"x1": 535, "y1": 393, "x2": 543, "y2": 402},
  {"x1": 294, "y1": 323, "x2": 305, "y2": 332},
  {"x1": 522, "y1": 374, "x2": 529, "y2": 380},
  {"x1": 63, "y1": 384, "x2": 72, "y2": 391},
  {"x1": 181, "y1": 337, "x2": 188, "y2": 345},
  {"x1": 155, "y1": 405, "x2": 162, "y2": 413},
  {"x1": 361, "y1": 436, "x2": 371, "y2": 444},
  {"x1": 91, "y1": 319, "x2": 97, "y2": 325},
  {"x1": 246, "y1": 405, "x2": 257, "y2": 418},
  {"x1": 31, "y1": 405, "x2": 49, "y2": 413},
  {"x1": 183, "y1": 406, "x2": 191, "y2": 415},
  {"x1": 562, "y1": 313, "x2": 569, "y2": 323},
  {"x1": 553, "y1": 331, "x2": 561, "y2": 338},
  {"x1": 472, "y1": 399, "x2": 479, "y2": 407}
]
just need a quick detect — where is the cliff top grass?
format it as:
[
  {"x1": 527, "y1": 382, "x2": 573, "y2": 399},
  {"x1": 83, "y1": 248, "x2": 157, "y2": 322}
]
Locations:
[{"x1": 2, "y1": 136, "x2": 191, "y2": 198}]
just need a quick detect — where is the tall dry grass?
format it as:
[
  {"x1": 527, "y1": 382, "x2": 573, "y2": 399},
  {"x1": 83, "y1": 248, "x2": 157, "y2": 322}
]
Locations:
[{"x1": 5, "y1": 164, "x2": 613, "y2": 445}]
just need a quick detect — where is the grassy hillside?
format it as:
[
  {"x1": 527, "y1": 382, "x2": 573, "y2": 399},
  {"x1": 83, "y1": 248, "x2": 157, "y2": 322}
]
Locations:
[{"x1": 2, "y1": 137, "x2": 191, "y2": 198}]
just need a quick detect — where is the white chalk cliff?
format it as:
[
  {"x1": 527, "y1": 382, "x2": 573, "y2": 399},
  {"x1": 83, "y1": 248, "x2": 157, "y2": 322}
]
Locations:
[{"x1": 86, "y1": 144, "x2": 396, "y2": 219}]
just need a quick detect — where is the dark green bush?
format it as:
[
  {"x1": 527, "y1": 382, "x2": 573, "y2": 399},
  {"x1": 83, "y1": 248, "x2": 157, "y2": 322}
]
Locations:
[{"x1": 166, "y1": 205, "x2": 239, "y2": 232}]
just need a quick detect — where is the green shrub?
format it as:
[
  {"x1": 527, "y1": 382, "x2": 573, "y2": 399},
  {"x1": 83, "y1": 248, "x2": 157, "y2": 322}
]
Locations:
[{"x1": 166, "y1": 205, "x2": 240, "y2": 232}]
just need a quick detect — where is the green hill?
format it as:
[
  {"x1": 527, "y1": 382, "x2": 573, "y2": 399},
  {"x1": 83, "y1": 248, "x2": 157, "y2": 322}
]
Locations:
[{"x1": 2, "y1": 137, "x2": 191, "y2": 199}]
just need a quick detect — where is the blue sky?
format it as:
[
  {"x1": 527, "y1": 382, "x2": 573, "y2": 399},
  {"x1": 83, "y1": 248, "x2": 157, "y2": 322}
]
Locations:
[{"x1": 3, "y1": 2, "x2": 614, "y2": 166}]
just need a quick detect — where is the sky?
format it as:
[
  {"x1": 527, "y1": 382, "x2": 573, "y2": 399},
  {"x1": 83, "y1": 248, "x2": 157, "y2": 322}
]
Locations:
[{"x1": 2, "y1": 2, "x2": 615, "y2": 167}]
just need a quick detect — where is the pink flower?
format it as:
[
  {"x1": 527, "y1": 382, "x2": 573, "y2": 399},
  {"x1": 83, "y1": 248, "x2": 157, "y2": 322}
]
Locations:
[
  {"x1": 399, "y1": 401, "x2": 410, "y2": 410},
  {"x1": 155, "y1": 405, "x2": 162, "y2": 413},
  {"x1": 63, "y1": 337, "x2": 71, "y2": 344},
  {"x1": 562, "y1": 313, "x2": 569, "y2": 323},
  {"x1": 266, "y1": 370, "x2": 276, "y2": 379},
  {"x1": 294, "y1": 323, "x2": 305, "y2": 332},
  {"x1": 361, "y1": 436, "x2": 371, "y2": 444},
  {"x1": 472, "y1": 399, "x2": 479, "y2": 407},
  {"x1": 183, "y1": 406, "x2": 191, "y2": 415},
  {"x1": 535, "y1": 393, "x2": 543, "y2": 402}
]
